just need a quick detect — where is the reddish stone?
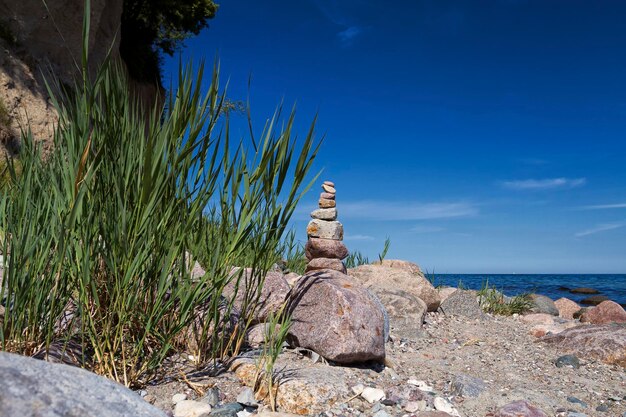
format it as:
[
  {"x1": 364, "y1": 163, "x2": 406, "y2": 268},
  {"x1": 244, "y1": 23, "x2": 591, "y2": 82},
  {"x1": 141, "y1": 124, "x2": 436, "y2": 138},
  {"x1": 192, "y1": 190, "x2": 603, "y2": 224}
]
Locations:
[
  {"x1": 305, "y1": 257, "x2": 346, "y2": 274},
  {"x1": 554, "y1": 297, "x2": 581, "y2": 320},
  {"x1": 223, "y1": 268, "x2": 291, "y2": 323},
  {"x1": 305, "y1": 238, "x2": 348, "y2": 260},
  {"x1": 320, "y1": 192, "x2": 335, "y2": 200},
  {"x1": 541, "y1": 323, "x2": 626, "y2": 367},
  {"x1": 287, "y1": 269, "x2": 386, "y2": 363},
  {"x1": 494, "y1": 400, "x2": 548, "y2": 417},
  {"x1": 580, "y1": 300, "x2": 626, "y2": 324}
]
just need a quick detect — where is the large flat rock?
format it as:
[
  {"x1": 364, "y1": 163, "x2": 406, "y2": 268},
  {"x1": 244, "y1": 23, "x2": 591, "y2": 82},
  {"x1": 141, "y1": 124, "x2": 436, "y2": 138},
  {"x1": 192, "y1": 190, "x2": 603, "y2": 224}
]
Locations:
[{"x1": 0, "y1": 352, "x2": 166, "y2": 417}]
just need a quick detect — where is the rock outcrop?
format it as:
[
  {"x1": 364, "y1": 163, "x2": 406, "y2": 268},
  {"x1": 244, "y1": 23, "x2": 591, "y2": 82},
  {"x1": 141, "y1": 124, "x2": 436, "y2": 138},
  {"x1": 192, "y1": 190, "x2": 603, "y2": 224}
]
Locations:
[
  {"x1": 0, "y1": 351, "x2": 166, "y2": 417},
  {"x1": 349, "y1": 263, "x2": 441, "y2": 312},
  {"x1": 541, "y1": 323, "x2": 626, "y2": 367},
  {"x1": 0, "y1": 0, "x2": 160, "y2": 157}
]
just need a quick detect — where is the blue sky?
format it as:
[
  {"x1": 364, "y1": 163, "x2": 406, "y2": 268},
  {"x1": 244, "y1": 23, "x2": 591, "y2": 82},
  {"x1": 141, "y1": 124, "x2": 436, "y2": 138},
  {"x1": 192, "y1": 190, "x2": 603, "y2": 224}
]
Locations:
[{"x1": 163, "y1": 0, "x2": 626, "y2": 273}]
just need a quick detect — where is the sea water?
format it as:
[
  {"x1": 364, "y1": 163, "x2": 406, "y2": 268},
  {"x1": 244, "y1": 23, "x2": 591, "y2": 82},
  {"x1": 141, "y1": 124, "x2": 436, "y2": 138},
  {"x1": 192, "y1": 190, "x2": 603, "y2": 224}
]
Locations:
[{"x1": 433, "y1": 274, "x2": 626, "y2": 306}]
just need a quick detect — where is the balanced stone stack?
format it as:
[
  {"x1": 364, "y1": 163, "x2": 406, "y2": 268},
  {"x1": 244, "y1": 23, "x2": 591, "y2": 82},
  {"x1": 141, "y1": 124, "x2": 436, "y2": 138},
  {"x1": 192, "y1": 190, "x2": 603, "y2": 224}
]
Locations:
[{"x1": 305, "y1": 181, "x2": 348, "y2": 274}]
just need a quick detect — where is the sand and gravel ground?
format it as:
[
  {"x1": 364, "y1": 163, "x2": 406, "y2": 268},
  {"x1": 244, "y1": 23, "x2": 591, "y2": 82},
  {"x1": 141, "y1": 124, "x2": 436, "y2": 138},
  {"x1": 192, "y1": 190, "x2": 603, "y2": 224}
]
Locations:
[{"x1": 143, "y1": 312, "x2": 626, "y2": 417}]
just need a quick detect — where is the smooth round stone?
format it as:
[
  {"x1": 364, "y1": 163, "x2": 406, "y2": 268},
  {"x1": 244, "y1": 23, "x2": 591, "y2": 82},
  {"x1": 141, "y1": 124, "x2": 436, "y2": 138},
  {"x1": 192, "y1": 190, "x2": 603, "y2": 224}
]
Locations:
[
  {"x1": 323, "y1": 180, "x2": 335, "y2": 187},
  {"x1": 305, "y1": 238, "x2": 349, "y2": 260},
  {"x1": 305, "y1": 257, "x2": 347, "y2": 274},
  {"x1": 322, "y1": 184, "x2": 336, "y2": 194},
  {"x1": 319, "y1": 198, "x2": 336, "y2": 208},
  {"x1": 310, "y1": 207, "x2": 337, "y2": 221},
  {"x1": 320, "y1": 192, "x2": 335, "y2": 200}
]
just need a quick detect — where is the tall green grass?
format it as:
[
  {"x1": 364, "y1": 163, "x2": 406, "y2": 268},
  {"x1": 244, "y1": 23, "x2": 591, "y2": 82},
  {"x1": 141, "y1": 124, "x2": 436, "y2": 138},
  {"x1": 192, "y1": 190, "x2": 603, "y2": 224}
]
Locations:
[{"x1": 0, "y1": 48, "x2": 319, "y2": 386}]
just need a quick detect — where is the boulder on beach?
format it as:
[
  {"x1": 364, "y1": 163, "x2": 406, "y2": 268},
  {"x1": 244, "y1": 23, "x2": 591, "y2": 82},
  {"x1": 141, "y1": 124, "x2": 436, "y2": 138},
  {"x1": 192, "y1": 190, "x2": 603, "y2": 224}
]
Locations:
[
  {"x1": 554, "y1": 297, "x2": 581, "y2": 320},
  {"x1": 222, "y1": 268, "x2": 291, "y2": 324},
  {"x1": 528, "y1": 294, "x2": 559, "y2": 316},
  {"x1": 439, "y1": 289, "x2": 486, "y2": 320},
  {"x1": 540, "y1": 323, "x2": 626, "y2": 367},
  {"x1": 348, "y1": 263, "x2": 441, "y2": 312},
  {"x1": 374, "y1": 259, "x2": 423, "y2": 275},
  {"x1": 437, "y1": 287, "x2": 458, "y2": 304},
  {"x1": 0, "y1": 351, "x2": 166, "y2": 417},
  {"x1": 580, "y1": 295, "x2": 609, "y2": 306},
  {"x1": 286, "y1": 269, "x2": 386, "y2": 363},
  {"x1": 580, "y1": 300, "x2": 626, "y2": 324}
]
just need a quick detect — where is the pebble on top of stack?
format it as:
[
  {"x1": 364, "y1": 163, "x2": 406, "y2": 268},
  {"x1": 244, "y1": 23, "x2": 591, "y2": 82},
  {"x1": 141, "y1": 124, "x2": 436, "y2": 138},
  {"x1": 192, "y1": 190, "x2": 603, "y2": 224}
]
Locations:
[{"x1": 305, "y1": 181, "x2": 348, "y2": 274}]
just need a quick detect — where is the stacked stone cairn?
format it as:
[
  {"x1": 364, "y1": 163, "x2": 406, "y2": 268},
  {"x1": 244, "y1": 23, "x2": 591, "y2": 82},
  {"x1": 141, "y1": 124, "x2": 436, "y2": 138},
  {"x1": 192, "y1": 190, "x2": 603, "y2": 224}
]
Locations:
[{"x1": 305, "y1": 180, "x2": 349, "y2": 274}]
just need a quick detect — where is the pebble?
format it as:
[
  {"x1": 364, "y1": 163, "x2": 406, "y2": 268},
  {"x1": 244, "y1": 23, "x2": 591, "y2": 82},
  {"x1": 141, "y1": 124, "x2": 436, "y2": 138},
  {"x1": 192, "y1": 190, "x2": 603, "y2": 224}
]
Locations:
[
  {"x1": 596, "y1": 404, "x2": 609, "y2": 412},
  {"x1": 567, "y1": 413, "x2": 588, "y2": 417},
  {"x1": 407, "y1": 379, "x2": 434, "y2": 392},
  {"x1": 404, "y1": 401, "x2": 426, "y2": 413},
  {"x1": 172, "y1": 393, "x2": 188, "y2": 404},
  {"x1": 555, "y1": 354, "x2": 580, "y2": 369},
  {"x1": 372, "y1": 410, "x2": 390, "y2": 417},
  {"x1": 210, "y1": 403, "x2": 244, "y2": 417},
  {"x1": 361, "y1": 387, "x2": 386, "y2": 403},
  {"x1": 236, "y1": 410, "x2": 253, "y2": 417},
  {"x1": 434, "y1": 397, "x2": 460, "y2": 416},
  {"x1": 201, "y1": 387, "x2": 220, "y2": 406},
  {"x1": 567, "y1": 396, "x2": 588, "y2": 408},
  {"x1": 321, "y1": 184, "x2": 336, "y2": 194},
  {"x1": 351, "y1": 384, "x2": 365, "y2": 395},
  {"x1": 451, "y1": 373, "x2": 486, "y2": 398},
  {"x1": 323, "y1": 180, "x2": 335, "y2": 187},
  {"x1": 173, "y1": 400, "x2": 212, "y2": 417},
  {"x1": 236, "y1": 388, "x2": 258, "y2": 407},
  {"x1": 320, "y1": 192, "x2": 335, "y2": 200}
]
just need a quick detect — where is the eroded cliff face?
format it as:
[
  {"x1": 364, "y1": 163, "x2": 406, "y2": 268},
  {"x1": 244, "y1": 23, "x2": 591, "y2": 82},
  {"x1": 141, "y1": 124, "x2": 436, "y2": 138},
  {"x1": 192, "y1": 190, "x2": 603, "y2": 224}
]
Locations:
[{"x1": 0, "y1": 0, "x2": 157, "y2": 157}]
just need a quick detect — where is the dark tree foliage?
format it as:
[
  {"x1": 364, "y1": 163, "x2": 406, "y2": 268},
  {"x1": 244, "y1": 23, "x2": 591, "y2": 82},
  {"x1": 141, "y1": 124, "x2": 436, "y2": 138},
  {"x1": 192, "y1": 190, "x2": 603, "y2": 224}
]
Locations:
[{"x1": 120, "y1": 0, "x2": 218, "y2": 84}]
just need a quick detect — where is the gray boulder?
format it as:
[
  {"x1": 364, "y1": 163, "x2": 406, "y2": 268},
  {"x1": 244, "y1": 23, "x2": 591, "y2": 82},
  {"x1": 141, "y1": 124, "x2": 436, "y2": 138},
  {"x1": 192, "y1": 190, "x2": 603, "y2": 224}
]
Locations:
[
  {"x1": 0, "y1": 351, "x2": 166, "y2": 417},
  {"x1": 287, "y1": 269, "x2": 386, "y2": 363},
  {"x1": 439, "y1": 289, "x2": 486, "y2": 320},
  {"x1": 528, "y1": 294, "x2": 559, "y2": 316}
]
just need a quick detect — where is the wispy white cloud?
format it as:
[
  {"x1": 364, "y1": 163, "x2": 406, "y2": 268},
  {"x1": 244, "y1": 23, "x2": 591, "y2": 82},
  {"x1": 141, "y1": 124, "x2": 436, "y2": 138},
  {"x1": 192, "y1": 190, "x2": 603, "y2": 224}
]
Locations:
[
  {"x1": 344, "y1": 234, "x2": 375, "y2": 241},
  {"x1": 580, "y1": 203, "x2": 626, "y2": 210},
  {"x1": 337, "y1": 26, "x2": 362, "y2": 46},
  {"x1": 410, "y1": 225, "x2": 446, "y2": 234},
  {"x1": 340, "y1": 201, "x2": 477, "y2": 221},
  {"x1": 575, "y1": 223, "x2": 624, "y2": 237},
  {"x1": 501, "y1": 177, "x2": 587, "y2": 190}
]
